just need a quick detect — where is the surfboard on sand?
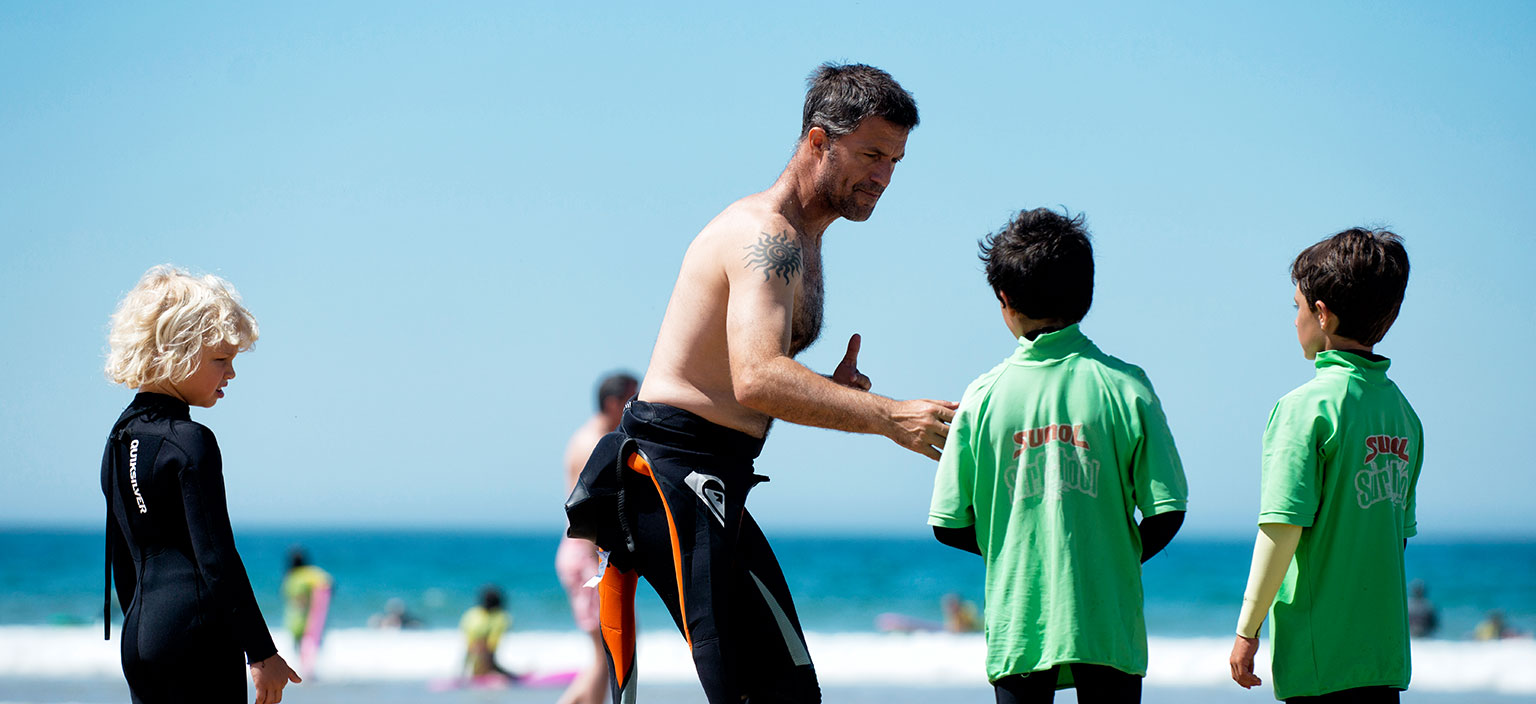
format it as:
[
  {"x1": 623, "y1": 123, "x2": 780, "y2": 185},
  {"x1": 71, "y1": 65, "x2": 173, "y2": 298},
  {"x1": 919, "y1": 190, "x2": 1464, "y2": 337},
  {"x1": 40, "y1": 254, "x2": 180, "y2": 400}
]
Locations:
[
  {"x1": 428, "y1": 670, "x2": 580, "y2": 691},
  {"x1": 299, "y1": 583, "x2": 331, "y2": 676}
]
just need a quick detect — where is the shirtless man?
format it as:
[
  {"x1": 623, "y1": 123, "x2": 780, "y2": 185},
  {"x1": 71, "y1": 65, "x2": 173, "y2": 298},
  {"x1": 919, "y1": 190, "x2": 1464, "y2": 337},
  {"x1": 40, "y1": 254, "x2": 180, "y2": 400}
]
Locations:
[
  {"x1": 556, "y1": 373, "x2": 637, "y2": 704},
  {"x1": 592, "y1": 63, "x2": 954, "y2": 704}
]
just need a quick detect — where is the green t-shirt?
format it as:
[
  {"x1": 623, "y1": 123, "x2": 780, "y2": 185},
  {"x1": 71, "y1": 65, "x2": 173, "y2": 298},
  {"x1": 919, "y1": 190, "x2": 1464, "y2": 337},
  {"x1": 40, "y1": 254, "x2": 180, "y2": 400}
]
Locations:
[
  {"x1": 1259, "y1": 350, "x2": 1423, "y2": 699},
  {"x1": 929, "y1": 325, "x2": 1188, "y2": 683}
]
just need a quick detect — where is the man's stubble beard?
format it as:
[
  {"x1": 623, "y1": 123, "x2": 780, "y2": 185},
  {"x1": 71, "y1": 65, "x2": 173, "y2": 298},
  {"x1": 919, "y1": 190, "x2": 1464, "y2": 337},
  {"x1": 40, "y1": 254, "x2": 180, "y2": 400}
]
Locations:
[{"x1": 815, "y1": 147, "x2": 877, "y2": 222}]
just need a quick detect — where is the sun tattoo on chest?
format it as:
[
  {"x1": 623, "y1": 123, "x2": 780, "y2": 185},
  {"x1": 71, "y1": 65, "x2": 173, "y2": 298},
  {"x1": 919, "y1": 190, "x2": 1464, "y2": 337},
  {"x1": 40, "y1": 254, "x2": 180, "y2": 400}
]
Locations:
[{"x1": 744, "y1": 231, "x2": 803, "y2": 284}]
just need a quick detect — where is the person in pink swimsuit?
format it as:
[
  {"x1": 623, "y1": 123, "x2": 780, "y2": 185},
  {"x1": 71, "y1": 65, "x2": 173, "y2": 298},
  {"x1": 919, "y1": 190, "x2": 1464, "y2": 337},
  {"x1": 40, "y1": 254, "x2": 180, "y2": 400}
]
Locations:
[{"x1": 557, "y1": 372, "x2": 638, "y2": 704}]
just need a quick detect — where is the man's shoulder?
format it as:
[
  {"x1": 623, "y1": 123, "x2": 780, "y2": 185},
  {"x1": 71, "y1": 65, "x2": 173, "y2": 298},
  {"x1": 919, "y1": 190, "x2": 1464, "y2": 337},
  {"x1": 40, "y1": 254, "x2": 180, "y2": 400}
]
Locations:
[{"x1": 701, "y1": 196, "x2": 808, "y2": 247}]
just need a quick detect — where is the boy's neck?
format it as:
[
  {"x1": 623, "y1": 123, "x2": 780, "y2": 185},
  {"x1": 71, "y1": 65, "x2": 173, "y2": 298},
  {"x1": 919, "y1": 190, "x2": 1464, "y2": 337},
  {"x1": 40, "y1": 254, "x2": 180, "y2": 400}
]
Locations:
[
  {"x1": 1007, "y1": 311, "x2": 1069, "y2": 341},
  {"x1": 1022, "y1": 322, "x2": 1068, "y2": 341},
  {"x1": 1002, "y1": 302, "x2": 1070, "y2": 341},
  {"x1": 1322, "y1": 336, "x2": 1373, "y2": 356}
]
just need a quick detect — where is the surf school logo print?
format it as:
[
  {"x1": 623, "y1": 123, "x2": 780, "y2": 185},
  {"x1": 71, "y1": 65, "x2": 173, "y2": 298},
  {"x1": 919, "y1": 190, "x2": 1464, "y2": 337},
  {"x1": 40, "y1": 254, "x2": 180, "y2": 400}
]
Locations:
[
  {"x1": 1355, "y1": 435, "x2": 1412, "y2": 510},
  {"x1": 1006, "y1": 424, "x2": 1099, "y2": 500},
  {"x1": 1012, "y1": 423, "x2": 1090, "y2": 457}
]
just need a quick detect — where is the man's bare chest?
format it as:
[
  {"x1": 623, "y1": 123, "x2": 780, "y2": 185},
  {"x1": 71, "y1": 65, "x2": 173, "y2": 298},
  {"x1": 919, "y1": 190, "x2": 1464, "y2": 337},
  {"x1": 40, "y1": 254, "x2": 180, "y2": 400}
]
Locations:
[{"x1": 790, "y1": 251, "x2": 823, "y2": 357}]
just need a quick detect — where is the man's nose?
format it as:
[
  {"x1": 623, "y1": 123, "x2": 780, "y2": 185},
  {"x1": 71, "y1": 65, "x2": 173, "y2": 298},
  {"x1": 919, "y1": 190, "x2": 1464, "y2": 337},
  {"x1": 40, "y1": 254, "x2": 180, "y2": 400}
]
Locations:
[{"x1": 870, "y1": 160, "x2": 895, "y2": 188}]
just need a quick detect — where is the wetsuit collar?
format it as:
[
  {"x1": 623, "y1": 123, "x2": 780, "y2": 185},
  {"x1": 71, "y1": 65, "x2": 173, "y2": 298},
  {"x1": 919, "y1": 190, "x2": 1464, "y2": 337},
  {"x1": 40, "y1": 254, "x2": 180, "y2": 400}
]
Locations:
[
  {"x1": 128, "y1": 392, "x2": 192, "y2": 420},
  {"x1": 1314, "y1": 349, "x2": 1391, "y2": 380},
  {"x1": 1010, "y1": 323, "x2": 1092, "y2": 364}
]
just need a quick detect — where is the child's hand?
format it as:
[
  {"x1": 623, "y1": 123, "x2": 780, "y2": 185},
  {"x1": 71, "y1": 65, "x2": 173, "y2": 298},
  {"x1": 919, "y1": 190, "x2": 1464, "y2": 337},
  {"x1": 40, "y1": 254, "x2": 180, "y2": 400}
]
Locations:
[
  {"x1": 251, "y1": 652, "x2": 302, "y2": 704},
  {"x1": 1229, "y1": 634, "x2": 1262, "y2": 688}
]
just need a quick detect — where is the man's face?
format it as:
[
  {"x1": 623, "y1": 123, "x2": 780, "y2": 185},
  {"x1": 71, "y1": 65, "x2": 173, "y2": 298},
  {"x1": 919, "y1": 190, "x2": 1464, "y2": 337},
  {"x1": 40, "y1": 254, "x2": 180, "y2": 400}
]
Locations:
[{"x1": 813, "y1": 116, "x2": 909, "y2": 222}]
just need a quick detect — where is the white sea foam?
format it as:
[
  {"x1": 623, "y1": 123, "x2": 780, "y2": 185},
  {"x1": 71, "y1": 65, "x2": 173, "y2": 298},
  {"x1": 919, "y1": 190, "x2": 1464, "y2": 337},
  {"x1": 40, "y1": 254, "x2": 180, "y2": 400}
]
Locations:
[{"x1": 4, "y1": 626, "x2": 1533, "y2": 694}]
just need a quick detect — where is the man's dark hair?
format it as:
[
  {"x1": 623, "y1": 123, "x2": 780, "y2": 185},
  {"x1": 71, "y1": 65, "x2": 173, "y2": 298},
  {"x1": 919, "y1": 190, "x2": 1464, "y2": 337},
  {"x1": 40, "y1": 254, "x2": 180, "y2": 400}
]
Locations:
[
  {"x1": 801, "y1": 63, "x2": 918, "y2": 140},
  {"x1": 596, "y1": 372, "x2": 639, "y2": 411},
  {"x1": 979, "y1": 208, "x2": 1094, "y2": 324},
  {"x1": 1291, "y1": 227, "x2": 1409, "y2": 346}
]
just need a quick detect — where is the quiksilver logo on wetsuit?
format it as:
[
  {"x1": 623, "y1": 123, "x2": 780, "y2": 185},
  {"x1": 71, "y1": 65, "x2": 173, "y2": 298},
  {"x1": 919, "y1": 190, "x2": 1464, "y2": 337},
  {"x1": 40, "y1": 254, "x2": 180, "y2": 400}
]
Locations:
[
  {"x1": 128, "y1": 438, "x2": 147, "y2": 514},
  {"x1": 684, "y1": 472, "x2": 728, "y2": 527}
]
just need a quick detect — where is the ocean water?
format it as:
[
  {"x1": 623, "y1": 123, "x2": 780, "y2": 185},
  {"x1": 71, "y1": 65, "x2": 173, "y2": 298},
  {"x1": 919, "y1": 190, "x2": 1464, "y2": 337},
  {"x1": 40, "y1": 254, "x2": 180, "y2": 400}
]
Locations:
[{"x1": 2, "y1": 528, "x2": 1534, "y2": 699}]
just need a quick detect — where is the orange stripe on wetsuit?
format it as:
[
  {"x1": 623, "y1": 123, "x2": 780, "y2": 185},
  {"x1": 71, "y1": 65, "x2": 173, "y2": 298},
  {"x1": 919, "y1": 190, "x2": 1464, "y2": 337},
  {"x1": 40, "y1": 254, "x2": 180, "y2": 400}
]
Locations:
[
  {"x1": 626, "y1": 450, "x2": 692, "y2": 649},
  {"x1": 597, "y1": 564, "x2": 636, "y2": 689}
]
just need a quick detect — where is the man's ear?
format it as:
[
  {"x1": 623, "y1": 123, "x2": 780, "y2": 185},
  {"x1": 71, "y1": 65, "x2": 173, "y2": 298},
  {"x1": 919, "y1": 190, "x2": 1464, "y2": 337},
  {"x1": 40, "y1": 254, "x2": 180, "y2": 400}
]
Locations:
[
  {"x1": 997, "y1": 291, "x2": 1013, "y2": 311},
  {"x1": 807, "y1": 126, "x2": 829, "y2": 152}
]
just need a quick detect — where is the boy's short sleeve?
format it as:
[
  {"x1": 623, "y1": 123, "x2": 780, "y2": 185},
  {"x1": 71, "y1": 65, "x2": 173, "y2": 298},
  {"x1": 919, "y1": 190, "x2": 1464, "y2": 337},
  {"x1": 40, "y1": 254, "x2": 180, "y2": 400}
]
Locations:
[
  {"x1": 929, "y1": 400, "x2": 977, "y2": 529},
  {"x1": 1258, "y1": 394, "x2": 1330, "y2": 527},
  {"x1": 1131, "y1": 391, "x2": 1189, "y2": 517},
  {"x1": 1403, "y1": 428, "x2": 1424, "y2": 538}
]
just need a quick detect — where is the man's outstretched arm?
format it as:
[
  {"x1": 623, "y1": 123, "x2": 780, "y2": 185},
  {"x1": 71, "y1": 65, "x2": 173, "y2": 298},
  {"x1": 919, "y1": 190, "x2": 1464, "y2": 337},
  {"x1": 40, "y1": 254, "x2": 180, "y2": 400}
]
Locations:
[{"x1": 725, "y1": 229, "x2": 954, "y2": 459}]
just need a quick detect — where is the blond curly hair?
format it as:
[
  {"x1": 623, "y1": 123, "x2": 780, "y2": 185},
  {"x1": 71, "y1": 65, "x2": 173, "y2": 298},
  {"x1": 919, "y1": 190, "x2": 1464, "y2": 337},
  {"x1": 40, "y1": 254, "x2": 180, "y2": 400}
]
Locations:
[{"x1": 105, "y1": 265, "x2": 259, "y2": 389}]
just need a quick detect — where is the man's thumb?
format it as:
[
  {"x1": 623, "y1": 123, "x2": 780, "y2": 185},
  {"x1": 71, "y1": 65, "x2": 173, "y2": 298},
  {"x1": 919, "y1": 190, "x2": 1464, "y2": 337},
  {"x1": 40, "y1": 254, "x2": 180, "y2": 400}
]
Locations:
[{"x1": 842, "y1": 333, "x2": 861, "y2": 364}]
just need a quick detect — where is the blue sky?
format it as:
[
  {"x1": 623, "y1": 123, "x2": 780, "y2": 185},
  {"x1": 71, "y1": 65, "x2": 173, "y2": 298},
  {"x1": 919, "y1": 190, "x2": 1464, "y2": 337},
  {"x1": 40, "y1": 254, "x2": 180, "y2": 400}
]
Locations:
[{"x1": 2, "y1": 2, "x2": 1532, "y2": 537}]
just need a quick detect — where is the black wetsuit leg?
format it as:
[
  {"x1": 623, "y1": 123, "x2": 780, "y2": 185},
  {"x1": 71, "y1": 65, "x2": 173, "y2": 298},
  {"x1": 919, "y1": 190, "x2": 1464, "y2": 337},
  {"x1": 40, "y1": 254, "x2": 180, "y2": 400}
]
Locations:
[
  {"x1": 994, "y1": 664, "x2": 1142, "y2": 704},
  {"x1": 993, "y1": 666, "x2": 1059, "y2": 704},
  {"x1": 732, "y1": 509, "x2": 819, "y2": 701},
  {"x1": 1286, "y1": 686, "x2": 1401, "y2": 704},
  {"x1": 621, "y1": 401, "x2": 819, "y2": 704}
]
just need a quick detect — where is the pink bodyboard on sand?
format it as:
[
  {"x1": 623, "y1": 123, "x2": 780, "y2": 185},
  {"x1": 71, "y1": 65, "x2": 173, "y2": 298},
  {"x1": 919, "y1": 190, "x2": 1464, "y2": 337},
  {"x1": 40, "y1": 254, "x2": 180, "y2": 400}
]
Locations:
[
  {"x1": 299, "y1": 584, "x2": 331, "y2": 676},
  {"x1": 428, "y1": 670, "x2": 579, "y2": 692}
]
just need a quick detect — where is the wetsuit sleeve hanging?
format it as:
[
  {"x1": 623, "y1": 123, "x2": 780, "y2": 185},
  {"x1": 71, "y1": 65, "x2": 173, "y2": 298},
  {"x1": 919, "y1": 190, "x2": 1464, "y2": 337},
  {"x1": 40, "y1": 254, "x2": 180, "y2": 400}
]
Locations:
[{"x1": 175, "y1": 432, "x2": 279, "y2": 664}]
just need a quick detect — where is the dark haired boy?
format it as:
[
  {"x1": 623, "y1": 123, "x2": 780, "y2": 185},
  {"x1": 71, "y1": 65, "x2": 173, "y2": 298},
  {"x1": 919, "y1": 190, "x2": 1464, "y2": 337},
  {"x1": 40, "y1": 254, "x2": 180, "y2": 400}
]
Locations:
[
  {"x1": 1229, "y1": 228, "x2": 1421, "y2": 702},
  {"x1": 929, "y1": 208, "x2": 1189, "y2": 703}
]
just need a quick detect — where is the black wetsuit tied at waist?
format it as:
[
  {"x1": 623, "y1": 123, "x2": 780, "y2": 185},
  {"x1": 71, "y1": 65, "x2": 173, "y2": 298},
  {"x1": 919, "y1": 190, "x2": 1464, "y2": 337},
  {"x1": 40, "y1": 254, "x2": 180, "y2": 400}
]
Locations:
[
  {"x1": 103, "y1": 393, "x2": 276, "y2": 704},
  {"x1": 588, "y1": 400, "x2": 820, "y2": 704}
]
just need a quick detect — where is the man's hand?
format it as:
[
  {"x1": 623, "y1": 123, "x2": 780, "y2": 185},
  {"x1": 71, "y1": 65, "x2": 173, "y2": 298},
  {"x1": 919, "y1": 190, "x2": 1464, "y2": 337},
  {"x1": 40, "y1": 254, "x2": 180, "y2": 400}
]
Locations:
[
  {"x1": 1229, "y1": 634, "x2": 1262, "y2": 689},
  {"x1": 250, "y1": 652, "x2": 301, "y2": 704},
  {"x1": 830, "y1": 334, "x2": 872, "y2": 391},
  {"x1": 886, "y1": 399, "x2": 957, "y2": 460}
]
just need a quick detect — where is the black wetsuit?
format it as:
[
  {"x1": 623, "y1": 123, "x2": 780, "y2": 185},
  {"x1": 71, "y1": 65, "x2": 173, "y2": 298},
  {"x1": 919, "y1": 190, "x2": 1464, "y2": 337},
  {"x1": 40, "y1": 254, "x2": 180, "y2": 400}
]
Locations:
[
  {"x1": 592, "y1": 400, "x2": 819, "y2": 704},
  {"x1": 102, "y1": 393, "x2": 276, "y2": 703}
]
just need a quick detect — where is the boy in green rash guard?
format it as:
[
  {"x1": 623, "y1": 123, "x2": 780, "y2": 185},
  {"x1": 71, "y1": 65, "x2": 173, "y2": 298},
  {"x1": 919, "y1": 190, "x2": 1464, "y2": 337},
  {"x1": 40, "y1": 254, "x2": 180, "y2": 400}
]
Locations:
[
  {"x1": 1229, "y1": 228, "x2": 1420, "y2": 703},
  {"x1": 929, "y1": 208, "x2": 1189, "y2": 704}
]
